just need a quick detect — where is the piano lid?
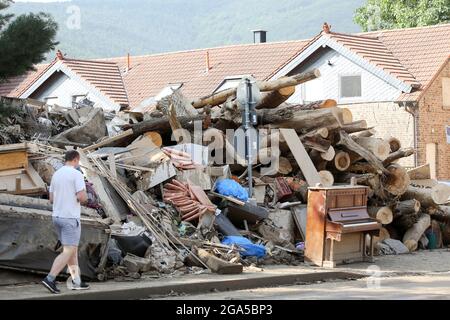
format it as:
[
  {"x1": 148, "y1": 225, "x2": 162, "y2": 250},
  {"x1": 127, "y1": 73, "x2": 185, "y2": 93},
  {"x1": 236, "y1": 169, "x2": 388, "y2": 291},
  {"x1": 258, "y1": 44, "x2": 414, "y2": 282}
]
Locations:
[{"x1": 327, "y1": 206, "x2": 370, "y2": 223}]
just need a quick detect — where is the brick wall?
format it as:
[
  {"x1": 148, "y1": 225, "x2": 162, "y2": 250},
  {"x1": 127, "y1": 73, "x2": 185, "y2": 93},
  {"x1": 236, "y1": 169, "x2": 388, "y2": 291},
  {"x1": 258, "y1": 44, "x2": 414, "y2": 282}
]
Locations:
[
  {"x1": 339, "y1": 102, "x2": 415, "y2": 167},
  {"x1": 417, "y1": 60, "x2": 450, "y2": 180}
]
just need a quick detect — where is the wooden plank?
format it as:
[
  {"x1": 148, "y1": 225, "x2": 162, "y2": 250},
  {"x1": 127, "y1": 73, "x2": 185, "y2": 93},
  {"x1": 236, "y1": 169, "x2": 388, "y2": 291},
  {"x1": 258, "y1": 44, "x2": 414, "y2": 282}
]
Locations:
[
  {"x1": 108, "y1": 153, "x2": 117, "y2": 178},
  {"x1": 0, "y1": 169, "x2": 25, "y2": 177},
  {"x1": 0, "y1": 151, "x2": 28, "y2": 171},
  {"x1": 209, "y1": 191, "x2": 245, "y2": 206},
  {"x1": 0, "y1": 162, "x2": 46, "y2": 195},
  {"x1": 79, "y1": 150, "x2": 122, "y2": 222},
  {"x1": 0, "y1": 143, "x2": 28, "y2": 153},
  {"x1": 26, "y1": 162, "x2": 46, "y2": 190},
  {"x1": 279, "y1": 128, "x2": 321, "y2": 186}
]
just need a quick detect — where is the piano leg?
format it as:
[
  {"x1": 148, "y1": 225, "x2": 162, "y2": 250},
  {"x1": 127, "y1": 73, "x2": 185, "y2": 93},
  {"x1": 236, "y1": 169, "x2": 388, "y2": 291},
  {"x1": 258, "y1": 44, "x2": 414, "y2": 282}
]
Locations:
[
  {"x1": 324, "y1": 238, "x2": 336, "y2": 268},
  {"x1": 369, "y1": 234, "x2": 374, "y2": 262},
  {"x1": 363, "y1": 234, "x2": 375, "y2": 263},
  {"x1": 362, "y1": 233, "x2": 367, "y2": 258}
]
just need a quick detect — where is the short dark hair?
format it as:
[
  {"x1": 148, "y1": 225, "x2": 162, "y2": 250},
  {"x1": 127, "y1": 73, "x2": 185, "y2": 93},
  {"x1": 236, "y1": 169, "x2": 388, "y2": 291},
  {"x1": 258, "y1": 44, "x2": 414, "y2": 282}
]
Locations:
[{"x1": 65, "y1": 150, "x2": 80, "y2": 162}]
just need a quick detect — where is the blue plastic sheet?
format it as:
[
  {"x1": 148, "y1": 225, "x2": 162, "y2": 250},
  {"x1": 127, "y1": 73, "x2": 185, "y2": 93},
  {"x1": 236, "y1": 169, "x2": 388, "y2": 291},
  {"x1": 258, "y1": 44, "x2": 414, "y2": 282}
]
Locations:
[
  {"x1": 215, "y1": 179, "x2": 248, "y2": 202},
  {"x1": 222, "y1": 236, "x2": 266, "y2": 258}
]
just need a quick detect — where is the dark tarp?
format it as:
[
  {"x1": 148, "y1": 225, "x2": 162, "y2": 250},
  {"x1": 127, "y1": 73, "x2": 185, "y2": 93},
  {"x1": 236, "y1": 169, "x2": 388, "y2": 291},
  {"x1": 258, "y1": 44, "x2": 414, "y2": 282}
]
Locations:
[{"x1": 0, "y1": 204, "x2": 110, "y2": 280}]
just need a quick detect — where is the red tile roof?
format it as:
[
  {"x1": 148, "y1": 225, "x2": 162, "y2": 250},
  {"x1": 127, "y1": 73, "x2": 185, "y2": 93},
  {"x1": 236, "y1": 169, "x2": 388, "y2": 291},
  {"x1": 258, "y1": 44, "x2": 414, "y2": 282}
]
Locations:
[
  {"x1": 0, "y1": 64, "x2": 50, "y2": 97},
  {"x1": 104, "y1": 40, "x2": 309, "y2": 108},
  {"x1": 1, "y1": 23, "x2": 449, "y2": 107},
  {"x1": 326, "y1": 32, "x2": 420, "y2": 87},
  {"x1": 0, "y1": 58, "x2": 129, "y2": 107},
  {"x1": 361, "y1": 23, "x2": 450, "y2": 101},
  {"x1": 62, "y1": 58, "x2": 129, "y2": 106}
]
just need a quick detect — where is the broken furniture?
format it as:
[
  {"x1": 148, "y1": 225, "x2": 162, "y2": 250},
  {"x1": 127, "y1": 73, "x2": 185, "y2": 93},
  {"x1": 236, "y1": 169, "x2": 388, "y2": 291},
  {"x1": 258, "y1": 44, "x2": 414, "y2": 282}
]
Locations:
[
  {"x1": 0, "y1": 143, "x2": 46, "y2": 195},
  {"x1": 305, "y1": 185, "x2": 381, "y2": 267}
]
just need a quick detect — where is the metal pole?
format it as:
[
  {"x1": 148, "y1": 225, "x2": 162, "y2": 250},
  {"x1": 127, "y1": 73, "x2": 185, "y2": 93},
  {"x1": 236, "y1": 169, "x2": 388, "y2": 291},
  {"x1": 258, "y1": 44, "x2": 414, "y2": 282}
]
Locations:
[{"x1": 245, "y1": 79, "x2": 253, "y2": 198}]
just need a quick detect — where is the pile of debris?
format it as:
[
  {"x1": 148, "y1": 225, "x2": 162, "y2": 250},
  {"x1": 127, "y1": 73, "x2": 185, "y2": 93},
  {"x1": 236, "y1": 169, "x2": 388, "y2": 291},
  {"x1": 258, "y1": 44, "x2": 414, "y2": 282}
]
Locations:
[{"x1": 1, "y1": 68, "x2": 449, "y2": 281}]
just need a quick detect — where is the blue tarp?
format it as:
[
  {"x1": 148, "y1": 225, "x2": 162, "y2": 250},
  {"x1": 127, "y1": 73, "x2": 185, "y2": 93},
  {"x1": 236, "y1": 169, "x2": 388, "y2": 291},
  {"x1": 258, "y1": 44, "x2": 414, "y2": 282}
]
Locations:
[
  {"x1": 222, "y1": 236, "x2": 266, "y2": 258},
  {"x1": 215, "y1": 179, "x2": 248, "y2": 202}
]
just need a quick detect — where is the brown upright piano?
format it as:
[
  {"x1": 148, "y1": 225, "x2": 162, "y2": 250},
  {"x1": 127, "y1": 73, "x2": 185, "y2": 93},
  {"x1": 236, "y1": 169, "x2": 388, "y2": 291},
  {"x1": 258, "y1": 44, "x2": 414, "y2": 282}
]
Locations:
[{"x1": 305, "y1": 185, "x2": 381, "y2": 267}]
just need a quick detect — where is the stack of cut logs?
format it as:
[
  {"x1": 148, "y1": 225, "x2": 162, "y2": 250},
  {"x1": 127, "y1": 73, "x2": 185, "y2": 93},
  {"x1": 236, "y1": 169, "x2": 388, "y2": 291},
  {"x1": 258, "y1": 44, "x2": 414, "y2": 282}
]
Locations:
[{"x1": 124, "y1": 68, "x2": 450, "y2": 253}]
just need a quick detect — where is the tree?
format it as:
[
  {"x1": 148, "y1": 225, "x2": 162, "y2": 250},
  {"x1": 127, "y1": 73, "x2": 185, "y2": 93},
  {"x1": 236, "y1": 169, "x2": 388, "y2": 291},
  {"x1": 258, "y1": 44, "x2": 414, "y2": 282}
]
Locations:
[
  {"x1": 0, "y1": 0, "x2": 58, "y2": 81},
  {"x1": 354, "y1": 0, "x2": 450, "y2": 32}
]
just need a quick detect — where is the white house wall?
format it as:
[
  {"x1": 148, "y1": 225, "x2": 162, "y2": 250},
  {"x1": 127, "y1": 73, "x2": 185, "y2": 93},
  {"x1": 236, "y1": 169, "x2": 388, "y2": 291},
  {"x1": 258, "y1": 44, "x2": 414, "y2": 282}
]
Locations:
[
  {"x1": 29, "y1": 71, "x2": 107, "y2": 110},
  {"x1": 284, "y1": 48, "x2": 402, "y2": 104}
]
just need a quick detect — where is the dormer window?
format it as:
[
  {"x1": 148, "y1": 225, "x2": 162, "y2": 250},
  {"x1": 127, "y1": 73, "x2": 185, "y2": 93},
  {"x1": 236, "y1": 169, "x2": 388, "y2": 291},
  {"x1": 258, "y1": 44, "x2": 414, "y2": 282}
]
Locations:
[{"x1": 340, "y1": 75, "x2": 361, "y2": 98}]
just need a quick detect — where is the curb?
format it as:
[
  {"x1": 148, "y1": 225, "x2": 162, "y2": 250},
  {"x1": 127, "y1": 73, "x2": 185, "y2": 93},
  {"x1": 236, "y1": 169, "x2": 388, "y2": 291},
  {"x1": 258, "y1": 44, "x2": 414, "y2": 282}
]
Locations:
[{"x1": 27, "y1": 271, "x2": 365, "y2": 300}]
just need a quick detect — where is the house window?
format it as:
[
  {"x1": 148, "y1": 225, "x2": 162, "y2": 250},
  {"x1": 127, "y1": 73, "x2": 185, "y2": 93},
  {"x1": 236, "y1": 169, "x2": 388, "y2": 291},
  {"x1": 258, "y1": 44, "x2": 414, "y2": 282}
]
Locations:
[
  {"x1": 340, "y1": 75, "x2": 362, "y2": 98},
  {"x1": 443, "y1": 77, "x2": 450, "y2": 109}
]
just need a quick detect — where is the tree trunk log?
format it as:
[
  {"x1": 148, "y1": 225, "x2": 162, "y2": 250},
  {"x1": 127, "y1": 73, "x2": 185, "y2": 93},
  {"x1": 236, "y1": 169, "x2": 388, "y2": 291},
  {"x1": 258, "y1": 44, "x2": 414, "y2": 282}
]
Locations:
[
  {"x1": 383, "y1": 163, "x2": 410, "y2": 196},
  {"x1": 258, "y1": 148, "x2": 292, "y2": 175},
  {"x1": 259, "y1": 106, "x2": 343, "y2": 133},
  {"x1": 352, "y1": 136, "x2": 391, "y2": 161},
  {"x1": 256, "y1": 86, "x2": 295, "y2": 109},
  {"x1": 337, "y1": 130, "x2": 389, "y2": 175},
  {"x1": 407, "y1": 164, "x2": 431, "y2": 180},
  {"x1": 318, "y1": 170, "x2": 334, "y2": 187},
  {"x1": 333, "y1": 151, "x2": 351, "y2": 171},
  {"x1": 348, "y1": 161, "x2": 377, "y2": 173},
  {"x1": 386, "y1": 136, "x2": 401, "y2": 152},
  {"x1": 340, "y1": 120, "x2": 369, "y2": 134},
  {"x1": 402, "y1": 185, "x2": 450, "y2": 208},
  {"x1": 302, "y1": 136, "x2": 332, "y2": 153},
  {"x1": 403, "y1": 214, "x2": 431, "y2": 252},
  {"x1": 260, "y1": 130, "x2": 330, "y2": 153},
  {"x1": 299, "y1": 127, "x2": 329, "y2": 140},
  {"x1": 393, "y1": 199, "x2": 421, "y2": 216},
  {"x1": 368, "y1": 206, "x2": 393, "y2": 224},
  {"x1": 336, "y1": 172, "x2": 376, "y2": 185},
  {"x1": 295, "y1": 99, "x2": 337, "y2": 110},
  {"x1": 191, "y1": 69, "x2": 320, "y2": 108},
  {"x1": 427, "y1": 205, "x2": 450, "y2": 224},
  {"x1": 340, "y1": 108, "x2": 353, "y2": 124},
  {"x1": 320, "y1": 146, "x2": 335, "y2": 161},
  {"x1": 354, "y1": 128, "x2": 376, "y2": 138},
  {"x1": 382, "y1": 147, "x2": 415, "y2": 166},
  {"x1": 410, "y1": 179, "x2": 438, "y2": 188}
]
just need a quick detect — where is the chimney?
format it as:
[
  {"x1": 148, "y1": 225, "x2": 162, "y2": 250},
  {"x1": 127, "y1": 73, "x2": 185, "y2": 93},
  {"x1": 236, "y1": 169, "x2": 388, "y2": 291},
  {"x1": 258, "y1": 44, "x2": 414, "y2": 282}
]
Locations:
[
  {"x1": 56, "y1": 50, "x2": 64, "y2": 60},
  {"x1": 127, "y1": 53, "x2": 131, "y2": 72},
  {"x1": 322, "y1": 22, "x2": 331, "y2": 34},
  {"x1": 252, "y1": 30, "x2": 267, "y2": 43}
]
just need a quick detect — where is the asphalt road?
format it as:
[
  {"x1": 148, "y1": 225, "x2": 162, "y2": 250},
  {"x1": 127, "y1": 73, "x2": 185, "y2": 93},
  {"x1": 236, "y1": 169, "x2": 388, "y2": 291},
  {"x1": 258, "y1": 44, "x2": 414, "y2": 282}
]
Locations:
[{"x1": 155, "y1": 272, "x2": 450, "y2": 300}]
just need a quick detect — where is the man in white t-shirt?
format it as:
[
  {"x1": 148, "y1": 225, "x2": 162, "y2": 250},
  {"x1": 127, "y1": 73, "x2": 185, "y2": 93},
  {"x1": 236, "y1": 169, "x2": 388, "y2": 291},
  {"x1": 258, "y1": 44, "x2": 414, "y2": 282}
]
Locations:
[{"x1": 42, "y1": 150, "x2": 90, "y2": 294}]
